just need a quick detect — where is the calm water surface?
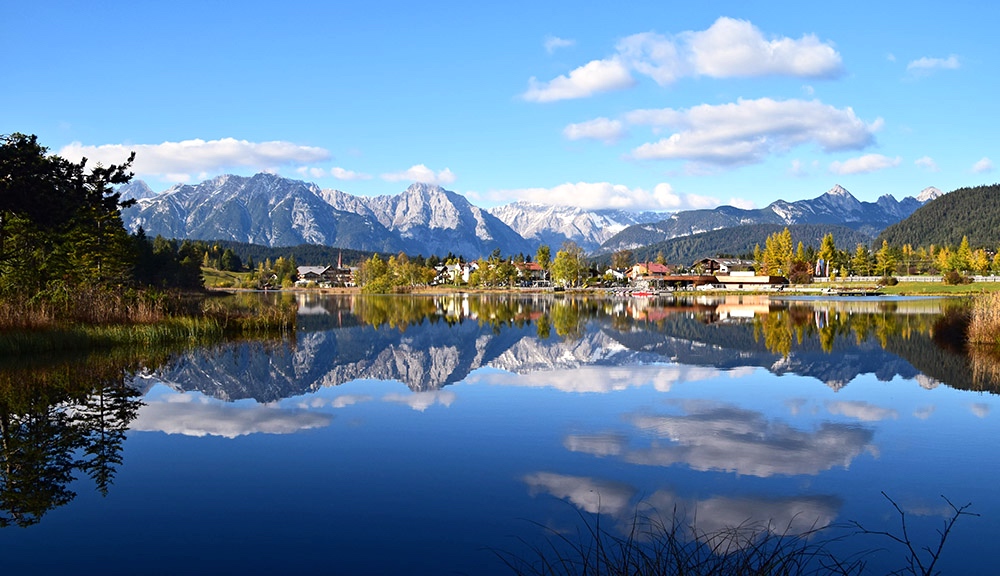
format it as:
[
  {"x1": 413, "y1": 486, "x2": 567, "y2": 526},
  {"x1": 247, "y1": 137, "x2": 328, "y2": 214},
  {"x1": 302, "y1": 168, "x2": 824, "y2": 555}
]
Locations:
[{"x1": 2, "y1": 293, "x2": 997, "y2": 574}]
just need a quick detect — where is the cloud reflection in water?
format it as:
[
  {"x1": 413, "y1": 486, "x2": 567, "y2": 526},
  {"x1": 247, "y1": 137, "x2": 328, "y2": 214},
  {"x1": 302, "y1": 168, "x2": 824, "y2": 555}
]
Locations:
[
  {"x1": 566, "y1": 400, "x2": 876, "y2": 477},
  {"x1": 523, "y1": 472, "x2": 841, "y2": 543},
  {"x1": 134, "y1": 392, "x2": 333, "y2": 438}
]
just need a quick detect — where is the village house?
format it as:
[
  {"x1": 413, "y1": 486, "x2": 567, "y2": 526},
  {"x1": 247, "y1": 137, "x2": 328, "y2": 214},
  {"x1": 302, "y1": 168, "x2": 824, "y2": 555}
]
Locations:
[
  {"x1": 709, "y1": 270, "x2": 789, "y2": 291},
  {"x1": 628, "y1": 261, "x2": 673, "y2": 281},
  {"x1": 515, "y1": 261, "x2": 548, "y2": 286},
  {"x1": 296, "y1": 264, "x2": 356, "y2": 287},
  {"x1": 695, "y1": 257, "x2": 756, "y2": 275},
  {"x1": 432, "y1": 261, "x2": 479, "y2": 285}
]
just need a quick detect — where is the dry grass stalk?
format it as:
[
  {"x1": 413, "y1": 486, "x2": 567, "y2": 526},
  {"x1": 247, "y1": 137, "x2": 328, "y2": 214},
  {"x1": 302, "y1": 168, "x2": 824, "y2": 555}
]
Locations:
[{"x1": 968, "y1": 292, "x2": 1000, "y2": 345}]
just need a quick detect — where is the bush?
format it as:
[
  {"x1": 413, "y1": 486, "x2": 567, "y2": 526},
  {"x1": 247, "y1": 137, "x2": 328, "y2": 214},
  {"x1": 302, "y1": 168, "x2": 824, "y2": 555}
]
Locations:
[
  {"x1": 943, "y1": 270, "x2": 973, "y2": 285},
  {"x1": 881, "y1": 276, "x2": 899, "y2": 286}
]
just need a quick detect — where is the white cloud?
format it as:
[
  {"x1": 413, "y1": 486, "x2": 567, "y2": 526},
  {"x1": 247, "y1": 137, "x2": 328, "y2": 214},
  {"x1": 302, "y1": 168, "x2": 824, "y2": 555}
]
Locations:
[
  {"x1": 133, "y1": 396, "x2": 332, "y2": 438},
  {"x1": 527, "y1": 18, "x2": 842, "y2": 101},
  {"x1": 563, "y1": 117, "x2": 626, "y2": 143},
  {"x1": 481, "y1": 181, "x2": 719, "y2": 211},
  {"x1": 627, "y1": 98, "x2": 878, "y2": 167},
  {"x1": 615, "y1": 31, "x2": 688, "y2": 85},
  {"x1": 471, "y1": 364, "x2": 721, "y2": 393},
  {"x1": 972, "y1": 157, "x2": 994, "y2": 173},
  {"x1": 828, "y1": 154, "x2": 901, "y2": 175},
  {"x1": 522, "y1": 58, "x2": 635, "y2": 102},
  {"x1": 380, "y1": 164, "x2": 457, "y2": 185},
  {"x1": 544, "y1": 35, "x2": 575, "y2": 54},
  {"x1": 907, "y1": 55, "x2": 960, "y2": 74},
  {"x1": 523, "y1": 472, "x2": 636, "y2": 515},
  {"x1": 383, "y1": 390, "x2": 456, "y2": 412},
  {"x1": 915, "y1": 156, "x2": 939, "y2": 172},
  {"x1": 330, "y1": 167, "x2": 372, "y2": 180},
  {"x1": 971, "y1": 403, "x2": 990, "y2": 418},
  {"x1": 617, "y1": 401, "x2": 876, "y2": 477},
  {"x1": 826, "y1": 400, "x2": 899, "y2": 422},
  {"x1": 683, "y1": 17, "x2": 843, "y2": 79},
  {"x1": 59, "y1": 138, "x2": 331, "y2": 181},
  {"x1": 727, "y1": 197, "x2": 757, "y2": 210},
  {"x1": 645, "y1": 490, "x2": 841, "y2": 544}
]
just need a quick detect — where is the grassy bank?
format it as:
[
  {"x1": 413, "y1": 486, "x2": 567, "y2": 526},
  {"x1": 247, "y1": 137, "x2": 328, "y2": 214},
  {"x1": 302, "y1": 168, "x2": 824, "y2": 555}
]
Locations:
[
  {"x1": 880, "y1": 281, "x2": 1000, "y2": 296},
  {"x1": 0, "y1": 289, "x2": 296, "y2": 356}
]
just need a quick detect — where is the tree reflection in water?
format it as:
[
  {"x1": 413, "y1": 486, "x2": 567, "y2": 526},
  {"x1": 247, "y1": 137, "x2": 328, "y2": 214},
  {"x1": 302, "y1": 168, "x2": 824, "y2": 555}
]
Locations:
[
  {"x1": 292, "y1": 294, "x2": 1000, "y2": 392},
  {"x1": 0, "y1": 354, "x2": 146, "y2": 527}
]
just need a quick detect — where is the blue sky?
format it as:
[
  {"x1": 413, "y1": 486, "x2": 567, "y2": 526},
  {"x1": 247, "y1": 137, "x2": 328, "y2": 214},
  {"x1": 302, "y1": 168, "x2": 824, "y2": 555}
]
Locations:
[{"x1": 3, "y1": 0, "x2": 996, "y2": 211}]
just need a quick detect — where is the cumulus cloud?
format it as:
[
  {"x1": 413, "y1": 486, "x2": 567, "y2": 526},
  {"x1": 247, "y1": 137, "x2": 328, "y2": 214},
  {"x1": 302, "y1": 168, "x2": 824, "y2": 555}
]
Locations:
[
  {"x1": 524, "y1": 18, "x2": 842, "y2": 101},
  {"x1": 563, "y1": 117, "x2": 626, "y2": 143},
  {"x1": 626, "y1": 98, "x2": 878, "y2": 167},
  {"x1": 524, "y1": 472, "x2": 636, "y2": 515},
  {"x1": 915, "y1": 156, "x2": 939, "y2": 172},
  {"x1": 523, "y1": 472, "x2": 842, "y2": 544},
  {"x1": 907, "y1": 55, "x2": 960, "y2": 75},
  {"x1": 298, "y1": 166, "x2": 373, "y2": 181},
  {"x1": 972, "y1": 157, "x2": 994, "y2": 173},
  {"x1": 330, "y1": 167, "x2": 372, "y2": 180},
  {"x1": 59, "y1": 138, "x2": 331, "y2": 182},
  {"x1": 133, "y1": 396, "x2": 332, "y2": 438},
  {"x1": 602, "y1": 401, "x2": 877, "y2": 477},
  {"x1": 682, "y1": 17, "x2": 843, "y2": 79},
  {"x1": 828, "y1": 154, "x2": 901, "y2": 175},
  {"x1": 564, "y1": 433, "x2": 629, "y2": 457},
  {"x1": 522, "y1": 58, "x2": 635, "y2": 102},
  {"x1": 544, "y1": 35, "x2": 575, "y2": 54},
  {"x1": 471, "y1": 364, "x2": 723, "y2": 394},
  {"x1": 481, "y1": 181, "x2": 720, "y2": 211},
  {"x1": 380, "y1": 164, "x2": 457, "y2": 185},
  {"x1": 383, "y1": 390, "x2": 457, "y2": 412},
  {"x1": 826, "y1": 400, "x2": 899, "y2": 422},
  {"x1": 645, "y1": 490, "x2": 841, "y2": 544}
]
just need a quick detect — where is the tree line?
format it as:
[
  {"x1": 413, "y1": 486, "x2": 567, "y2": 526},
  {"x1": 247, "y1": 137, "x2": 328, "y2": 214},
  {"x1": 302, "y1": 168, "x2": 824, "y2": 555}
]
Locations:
[{"x1": 0, "y1": 134, "x2": 216, "y2": 302}]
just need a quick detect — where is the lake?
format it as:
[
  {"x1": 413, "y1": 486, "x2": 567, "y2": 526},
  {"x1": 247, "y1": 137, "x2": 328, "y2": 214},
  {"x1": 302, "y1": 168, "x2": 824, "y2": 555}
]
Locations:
[{"x1": 1, "y1": 293, "x2": 996, "y2": 575}]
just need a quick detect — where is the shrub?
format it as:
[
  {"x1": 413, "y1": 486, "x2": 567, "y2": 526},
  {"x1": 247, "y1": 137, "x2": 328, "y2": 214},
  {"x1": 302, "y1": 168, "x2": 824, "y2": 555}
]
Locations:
[
  {"x1": 943, "y1": 271, "x2": 972, "y2": 285},
  {"x1": 881, "y1": 276, "x2": 899, "y2": 286}
]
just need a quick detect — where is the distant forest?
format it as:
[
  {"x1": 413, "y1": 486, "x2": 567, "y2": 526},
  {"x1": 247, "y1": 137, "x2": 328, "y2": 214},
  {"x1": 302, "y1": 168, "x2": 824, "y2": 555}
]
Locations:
[
  {"x1": 601, "y1": 224, "x2": 875, "y2": 265},
  {"x1": 204, "y1": 240, "x2": 379, "y2": 268},
  {"x1": 878, "y1": 183, "x2": 1000, "y2": 248}
]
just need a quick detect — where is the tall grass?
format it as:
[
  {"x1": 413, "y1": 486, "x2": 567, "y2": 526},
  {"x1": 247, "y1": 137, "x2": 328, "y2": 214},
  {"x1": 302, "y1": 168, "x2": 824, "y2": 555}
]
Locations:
[
  {"x1": 497, "y1": 494, "x2": 976, "y2": 576},
  {"x1": 0, "y1": 288, "x2": 295, "y2": 355},
  {"x1": 967, "y1": 292, "x2": 1000, "y2": 345},
  {"x1": 496, "y1": 509, "x2": 865, "y2": 576}
]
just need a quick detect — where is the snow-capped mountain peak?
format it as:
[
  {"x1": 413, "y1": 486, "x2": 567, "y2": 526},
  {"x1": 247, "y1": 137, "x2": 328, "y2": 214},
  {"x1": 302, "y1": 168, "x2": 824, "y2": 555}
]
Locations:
[{"x1": 917, "y1": 186, "x2": 943, "y2": 202}]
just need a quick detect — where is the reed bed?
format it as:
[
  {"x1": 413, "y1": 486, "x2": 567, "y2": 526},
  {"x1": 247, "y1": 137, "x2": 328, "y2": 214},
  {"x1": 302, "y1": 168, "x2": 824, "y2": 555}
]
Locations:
[
  {"x1": 496, "y1": 511, "x2": 865, "y2": 576},
  {"x1": 967, "y1": 291, "x2": 1000, "y2": 345},
  {"x1": 498, "y1": 494, "x2": 976, "y2": 576},
  {"x1": 0, "y1": 289, "x2": 295, "y2": 356}
]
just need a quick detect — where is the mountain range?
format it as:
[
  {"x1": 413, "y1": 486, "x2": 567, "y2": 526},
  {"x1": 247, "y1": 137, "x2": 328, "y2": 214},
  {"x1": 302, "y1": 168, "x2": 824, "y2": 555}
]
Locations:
[
  {"x1": 597, "y1": 185, "x2": 942, "y2": 254},
  {"x1": 120, "y1": 174, "x2": 943, "y2": 260}
]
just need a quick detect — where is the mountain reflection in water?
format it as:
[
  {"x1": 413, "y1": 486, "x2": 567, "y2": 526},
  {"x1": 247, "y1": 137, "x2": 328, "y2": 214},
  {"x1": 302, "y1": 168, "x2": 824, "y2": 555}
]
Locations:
[{"x1": 140, "y1": 293, "x2": 996, "y2": 401}]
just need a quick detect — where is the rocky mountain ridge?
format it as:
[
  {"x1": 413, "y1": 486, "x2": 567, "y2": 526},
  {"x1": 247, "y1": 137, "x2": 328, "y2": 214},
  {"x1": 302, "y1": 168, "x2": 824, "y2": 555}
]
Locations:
[
  {"x1": 598, "y1": 184, "x2": 942, "y2": 253},
  {"x1": 121, "y1": 174, "x2": 943, "y2": 259}
]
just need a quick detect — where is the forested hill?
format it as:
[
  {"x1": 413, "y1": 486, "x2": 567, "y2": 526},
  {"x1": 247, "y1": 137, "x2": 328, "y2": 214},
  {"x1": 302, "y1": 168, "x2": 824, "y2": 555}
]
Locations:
[
  {"x1": 619, "y1": 224, "x2": 874, "y2": 265},
  {"x1": 877, "y1": 184, "x2": 1000, "y2": 248},
  {"x1": 205, "y1": 240, "x2": 378, "y2": 268}
]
